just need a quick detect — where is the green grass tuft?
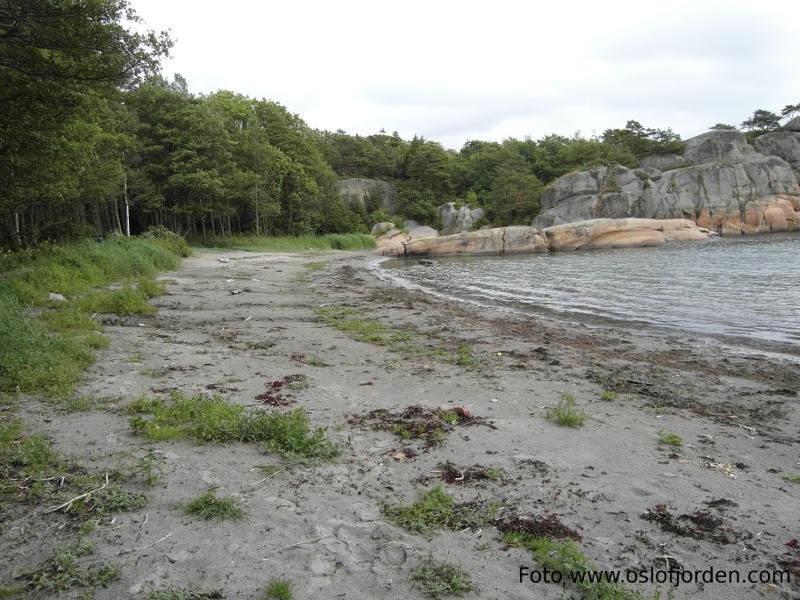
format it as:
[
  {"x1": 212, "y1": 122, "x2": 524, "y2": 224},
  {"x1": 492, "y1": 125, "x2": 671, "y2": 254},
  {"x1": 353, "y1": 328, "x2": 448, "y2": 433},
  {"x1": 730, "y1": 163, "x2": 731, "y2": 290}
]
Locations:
[
  {"x1": 782, "y1": 473, "x2": 800, "y2": 484},
  {"x1": 656, "y1": 431, "x2": 683, "y2": 448},
  {"x1": 411, "y1": 557, "x2": 473, "y2": 598},
  {"x1": 185, "y1": 491, "x2": 244, "y2": 520},
  {"x1": 383, "y1": 486, "x2": 485, "y2": 534},
  {"x1": 545, "y1": 394, "x2": 588, "y2": 427},
  {"x1": 600, "y1": 390, "x2": 618, "y2": 401},
  {"x1": 264, "y1": 578, "x2": 294, "y2": 600}
]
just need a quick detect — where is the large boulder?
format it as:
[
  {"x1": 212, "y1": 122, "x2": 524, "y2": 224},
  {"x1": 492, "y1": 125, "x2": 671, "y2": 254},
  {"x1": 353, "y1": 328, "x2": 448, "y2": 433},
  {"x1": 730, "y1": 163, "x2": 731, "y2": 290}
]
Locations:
[
  {"x1": 437, "y1": 202, "x2": 486, "y2": 234},
  {"x1": 639, "y1": 154, "x2": 685, "y2": 171},
  {"x1": 338, "y1": 178, "x2": 398, "y2": 212},
  {"x1": 375, "y1": 219, "x2": 716, "y2": 257},
  {"x1": 533, "y1": 130, "x2": 800, "y2": 235},
  {"x1": 543, "y1": 218, "x2": 716, "y2": 251},
  {"x1": 376, "y1": 226, "x2": 548, "y2": 257}
]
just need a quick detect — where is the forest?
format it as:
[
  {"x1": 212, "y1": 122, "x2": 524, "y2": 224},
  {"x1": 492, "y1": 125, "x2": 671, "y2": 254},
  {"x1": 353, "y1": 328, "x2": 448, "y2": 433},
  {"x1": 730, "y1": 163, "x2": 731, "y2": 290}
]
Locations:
[{"x1": 2, "y1": 1, "x2": 798, "y2": 249}]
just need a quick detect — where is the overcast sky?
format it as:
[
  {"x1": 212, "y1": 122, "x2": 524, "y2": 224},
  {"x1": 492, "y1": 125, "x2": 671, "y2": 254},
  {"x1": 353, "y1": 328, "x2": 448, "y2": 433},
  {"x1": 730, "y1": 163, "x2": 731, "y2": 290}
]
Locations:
[{"x1": 128, "y1": 0, "x2": 799, "y2": 150}]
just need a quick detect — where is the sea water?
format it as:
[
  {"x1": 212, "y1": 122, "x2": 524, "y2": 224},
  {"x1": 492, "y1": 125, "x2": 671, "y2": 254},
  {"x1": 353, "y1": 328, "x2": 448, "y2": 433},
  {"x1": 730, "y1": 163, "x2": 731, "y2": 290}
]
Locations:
[{"x1": 378, "y1": 232, "x2": 800, "y2": 358}]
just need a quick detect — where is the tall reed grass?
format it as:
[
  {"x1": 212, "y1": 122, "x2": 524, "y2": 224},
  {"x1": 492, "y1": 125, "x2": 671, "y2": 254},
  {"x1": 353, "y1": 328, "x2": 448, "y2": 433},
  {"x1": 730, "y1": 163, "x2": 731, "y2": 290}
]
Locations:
[{"x1": 191, "y1": 233, "x2": 376, "y2": 252}]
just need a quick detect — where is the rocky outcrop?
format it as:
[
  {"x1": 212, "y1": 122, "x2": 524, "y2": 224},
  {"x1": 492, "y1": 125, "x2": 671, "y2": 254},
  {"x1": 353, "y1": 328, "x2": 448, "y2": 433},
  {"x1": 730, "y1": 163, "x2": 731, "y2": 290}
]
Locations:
[
  {"x1": 375, "y1": 221, "x2": 440, "y2": 249},
  {"x1": 437, "y1": 202, "x2": 486, "y2": 234},
  {"x1": 755, "y1": 132, "x2": 800, "y2": 170},
  {"x1": 375, "y1": 218, "x2": 716, "y2": 257},
  {"x1": 783, "y1": 116, "x2": 800, "y2": 132},
  {"x1": 338, "y1": 178, "x2": 398, "y2": 212},
  {"x1": 532, "y1": 130, "x2": 800, "y2": 235}
]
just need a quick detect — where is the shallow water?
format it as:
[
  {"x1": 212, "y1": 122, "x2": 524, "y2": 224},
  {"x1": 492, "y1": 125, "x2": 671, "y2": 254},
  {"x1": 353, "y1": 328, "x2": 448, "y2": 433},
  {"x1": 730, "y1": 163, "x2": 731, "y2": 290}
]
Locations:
[{"x1": 379, "y1": 232, "x2": 800, "y2": 358}]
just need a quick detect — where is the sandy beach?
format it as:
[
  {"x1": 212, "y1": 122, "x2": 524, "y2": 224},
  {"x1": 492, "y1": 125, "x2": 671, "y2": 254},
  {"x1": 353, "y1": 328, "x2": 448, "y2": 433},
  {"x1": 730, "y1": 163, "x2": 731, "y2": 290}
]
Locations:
[{"x1": 4, "y1": 249, "x2": 798, "y2": 599}]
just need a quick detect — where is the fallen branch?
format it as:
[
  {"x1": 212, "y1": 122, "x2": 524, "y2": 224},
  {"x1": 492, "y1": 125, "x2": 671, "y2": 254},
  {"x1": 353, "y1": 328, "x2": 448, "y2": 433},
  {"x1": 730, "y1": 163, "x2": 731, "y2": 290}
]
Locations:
[
  {"x1": 262, "y1": 533, "x2": 333, "y2": 558},
  {"x1": 247, "y1": 467, "x2": 287, "y2": 487},
  {"x1": 43, "y1": 473, "x2": 109, "y2": 514},
  {"x1": 118, "y1": 531, "x2": 172, "y2": 556}
]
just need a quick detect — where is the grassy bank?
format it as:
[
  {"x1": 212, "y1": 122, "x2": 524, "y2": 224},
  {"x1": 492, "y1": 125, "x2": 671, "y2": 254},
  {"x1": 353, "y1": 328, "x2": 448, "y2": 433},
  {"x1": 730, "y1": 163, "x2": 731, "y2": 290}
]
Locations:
[
  {"x1": 0, "y1": 237, "x2": 183, "y2": 394},
  {"x1": 191, "y1": 233, "x2": 376, "y2": 252}
]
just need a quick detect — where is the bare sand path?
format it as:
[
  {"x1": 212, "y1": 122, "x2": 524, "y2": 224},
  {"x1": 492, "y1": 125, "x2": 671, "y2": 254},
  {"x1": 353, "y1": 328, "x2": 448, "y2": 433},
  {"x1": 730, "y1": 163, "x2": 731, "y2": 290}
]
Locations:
[{"x1": 4, "y1": 249, "x2": 798, "y2": 599}]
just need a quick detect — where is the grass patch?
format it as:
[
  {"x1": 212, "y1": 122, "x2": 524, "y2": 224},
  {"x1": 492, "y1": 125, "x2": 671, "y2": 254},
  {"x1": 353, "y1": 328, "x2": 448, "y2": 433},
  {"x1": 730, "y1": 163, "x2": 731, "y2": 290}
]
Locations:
[
  {"x1": 600, "y1": 390, "x2": 618, "y2": 401},
  {"x1": 192, "y1": 233, "x2": 376, "y2": 252},
  {"x1": 0, "y1": 237, "x2": 182, "y2": 394},
  {"x1": 782, "y1": 474, "x2": 800, "y2": 484},
  {"x1": 75, "y1": 286, "x2": 154, "y2": 315},
  {"x1": 144, "y1": 588, "x2": 223, "y2": 600},
  {"x1": 128, "y1": 392, "x2": 341, "y2": 462},
  {"x1": 503, "y1": 532, "x2": 656, "y2": 599},
  {"x1": 545, "y1": 394, "x2": 588, "y2": 427},
  {"x1": 185, "y1": 491, "x2": 244, "y2": 520},
  {"x1": 264, "y1": 578, "x2": 294, "y2": 600},
  {"x1": 411, "y1": 557, "x2": 473, "y2": 598},
  {"x1": 656, "y1": 431, "x2": 683, "y2": 448},
  {"x1": 302, "y1": 262, "x2": 325, "y2": 270},
  {"x1": 382, "y1": 486, "x2": 486, "y2": 534},
  {"x1": 315, "y1": 306, "x2": 413, "y2": 346},
  {"x1": 18, "y1": 542, "x2": 119, "y2": 596}
]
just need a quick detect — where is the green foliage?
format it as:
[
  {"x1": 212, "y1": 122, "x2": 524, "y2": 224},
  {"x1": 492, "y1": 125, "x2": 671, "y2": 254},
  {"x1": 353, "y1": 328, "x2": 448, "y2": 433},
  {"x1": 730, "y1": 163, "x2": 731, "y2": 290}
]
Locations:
[
  {"x1": 0, "y1": 295, "x2": 94, "y2": 393},
  {"x1": 411, "y1": 557, "x2": 473, "y2": 598},
  {"x1": 600, "y1": 391, "x2": 618, "y2": 402},
  {"x1": 383, "y1": 486, "x2": 486, "y2": 534},
  {"x1": 545, "y1": 394, "x2": 588, "y2": 427},
  {"x1": 264, "y1": 579, "x2": 294, "y2": 600},
  {"x1": 193, "y1": 233, "x2": 375, "y2": 252},
  {"x1": 185, "y1": 491, "x2": 244, "y2": 520},
  {"x1": 656, "y1": 431, "x2": 683, "y2": 448},
  {"x1": 77, "y1": 286, "x2": 154, "y2": 315},
  {"x1": 0, "y1": 237, "x2": 182, "y2": 393},
  {"x1": 128, "y1": 392, "x2": 341, "y2": 461},
  {"x1": 710, "y1": 123, "x2": 738, "y2": 130},
  {"x1": 602, "y1": 120, "x2": 684, "y2": 159},
  {"x1": 455, "y1": 344, "x2": 476, "y2": 367},
  {"x1": 783, "y1": 474, "x2": 800, "y2": 484},
  {"x1": 503, "y1": 533, "x2": 655, "y2": 600},
  {"x1": 19, "y1": 543, "x2": 120, "y2": 595},
  {"x1": 741, "y1": 109, "x2": 781, "y2": 132},
  {"x1": 140, "y1": 226, "x2": 191, "y2": 257},
  {"x1": 315, "y1": 306, "x2": 413, "y2": 347},
  {"x1": 135, "y1": 449, "x2": 166, "y2": 486}
]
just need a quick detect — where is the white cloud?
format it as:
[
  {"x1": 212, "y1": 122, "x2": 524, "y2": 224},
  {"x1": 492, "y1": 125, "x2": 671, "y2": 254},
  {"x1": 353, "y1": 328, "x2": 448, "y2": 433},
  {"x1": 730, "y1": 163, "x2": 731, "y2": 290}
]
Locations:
[{"x1": 128, "y1": 0, "x2": 800, "y2": 150}]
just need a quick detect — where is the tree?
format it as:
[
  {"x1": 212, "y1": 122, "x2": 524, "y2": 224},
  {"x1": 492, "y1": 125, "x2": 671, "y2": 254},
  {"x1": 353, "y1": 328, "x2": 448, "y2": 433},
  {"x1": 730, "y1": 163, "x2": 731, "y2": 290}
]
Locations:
[
  {"x1": 740, "y1": 109, "x2": 781, "y2": 131},
  {"x1": 710, "y1": 123, "x2": 737, "y2": 130},
  {"x1": 0, "y1": 0, "x2": 172, "y2": 246},
  {"x1": 781, "y1": 103, "x2": 800, "y2": 120}
]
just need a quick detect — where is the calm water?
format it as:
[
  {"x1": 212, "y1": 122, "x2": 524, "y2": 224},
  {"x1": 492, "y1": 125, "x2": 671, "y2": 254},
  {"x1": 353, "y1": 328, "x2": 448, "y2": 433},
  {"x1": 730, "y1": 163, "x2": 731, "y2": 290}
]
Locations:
[{"x1": 378, "y1": 232, "x2": 800, "y2": 358}]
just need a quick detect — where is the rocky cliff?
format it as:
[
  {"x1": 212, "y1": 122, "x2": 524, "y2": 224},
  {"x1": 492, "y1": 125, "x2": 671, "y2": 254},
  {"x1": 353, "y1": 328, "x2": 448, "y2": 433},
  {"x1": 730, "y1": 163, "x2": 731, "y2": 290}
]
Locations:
[
  {"x1": 532, "y1": 130, "x2": 800, "y2": 235},
  {"x1": 338, "y1": 178, "x2": 398, "y2": 213}
]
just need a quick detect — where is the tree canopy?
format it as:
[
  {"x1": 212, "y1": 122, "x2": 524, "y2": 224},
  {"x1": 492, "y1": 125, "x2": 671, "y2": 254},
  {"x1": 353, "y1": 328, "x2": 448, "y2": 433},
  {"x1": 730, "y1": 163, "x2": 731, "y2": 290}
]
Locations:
[{"x1": 1, "y1": 6, "x2": 796, "y2": 248}]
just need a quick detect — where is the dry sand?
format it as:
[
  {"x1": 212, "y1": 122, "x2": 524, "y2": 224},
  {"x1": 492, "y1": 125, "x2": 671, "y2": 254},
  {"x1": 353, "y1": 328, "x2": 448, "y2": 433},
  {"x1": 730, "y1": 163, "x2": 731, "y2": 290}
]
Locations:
[{"x1": 3, "y1": 249, "x2": 798, "y2": 599}]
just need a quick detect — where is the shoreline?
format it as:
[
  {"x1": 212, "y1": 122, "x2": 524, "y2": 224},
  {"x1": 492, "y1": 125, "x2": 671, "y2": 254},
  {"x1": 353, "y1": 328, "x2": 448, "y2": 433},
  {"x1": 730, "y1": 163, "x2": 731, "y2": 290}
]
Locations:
[
  {"x1": 373, "y1": 233, "x2": 800, "y2": 364},
  {"x1": 2, "y1": 248, "x2": 797, "y2": 599}
]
